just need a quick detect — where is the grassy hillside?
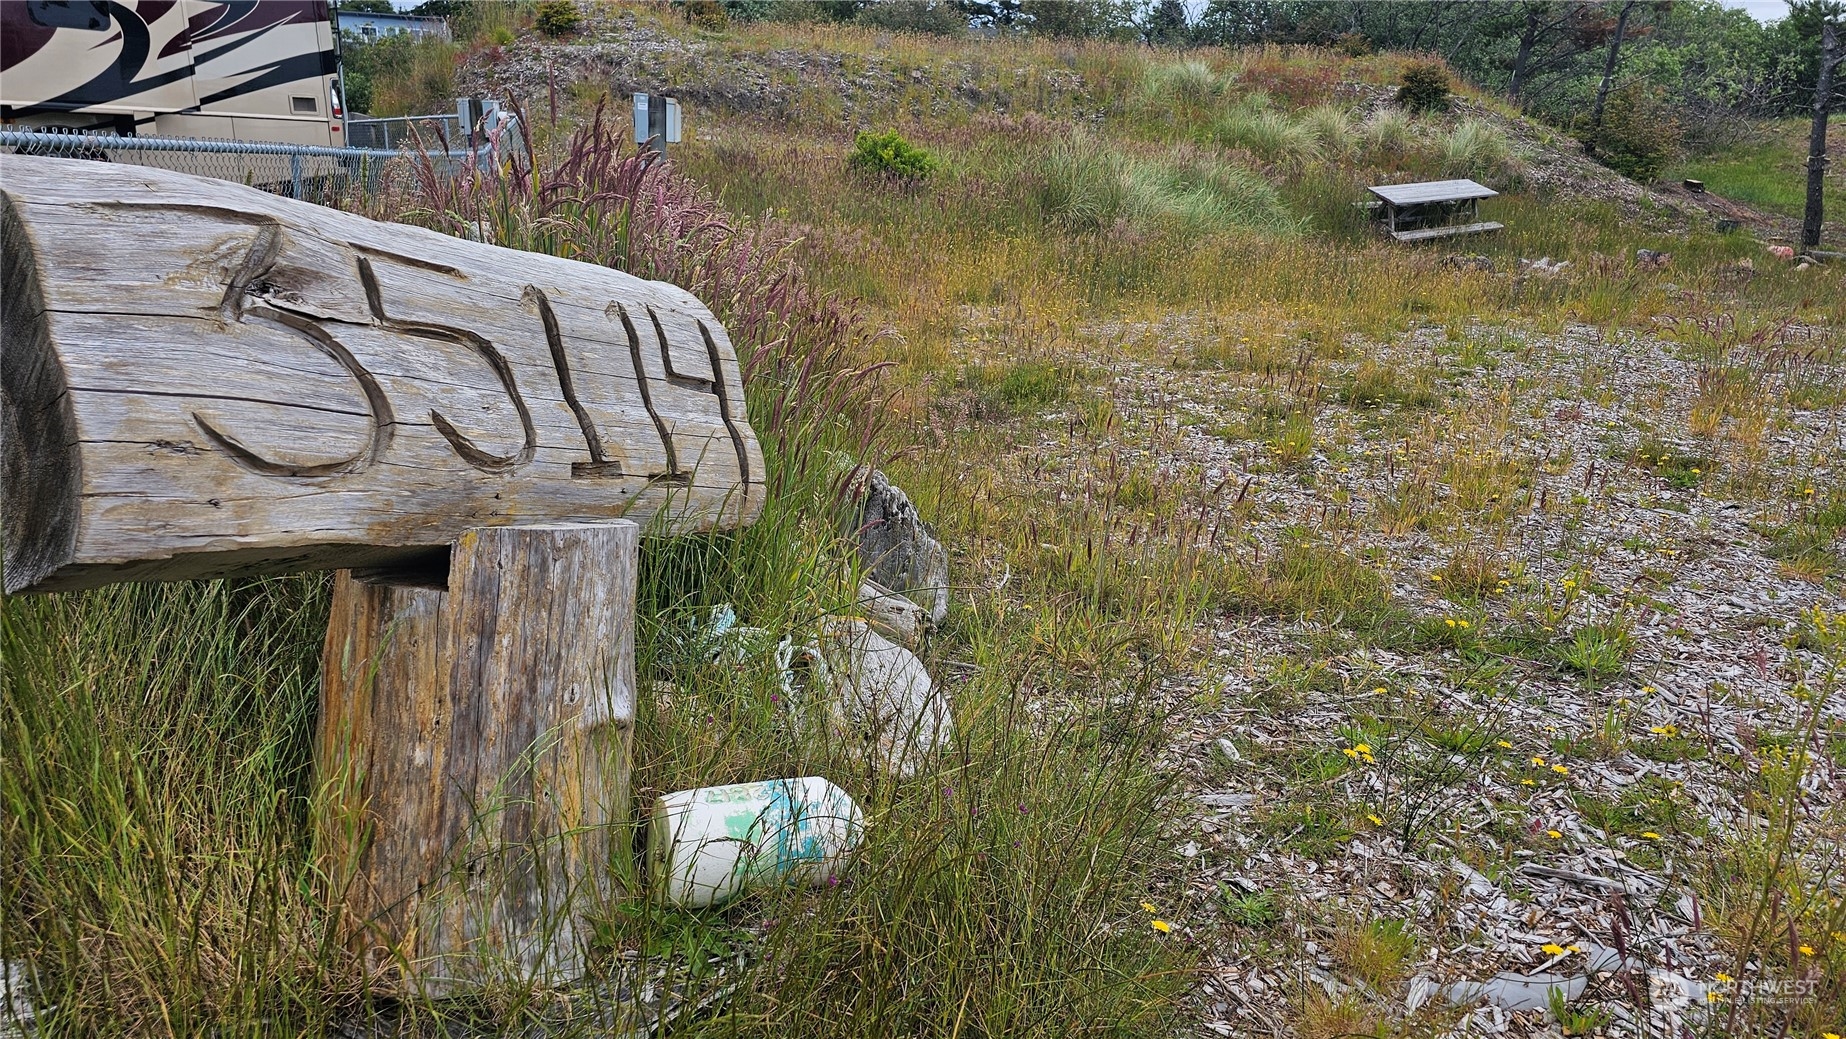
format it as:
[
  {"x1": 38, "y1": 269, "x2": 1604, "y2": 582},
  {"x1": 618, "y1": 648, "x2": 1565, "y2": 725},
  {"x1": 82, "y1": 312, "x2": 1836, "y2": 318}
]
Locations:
[
  {"x1": 5, "y1": 4, "x2": 1846, "y2": 1038},
  {"x1": 1670, "y1": 118, "x2": 1846, "y2": 221}
]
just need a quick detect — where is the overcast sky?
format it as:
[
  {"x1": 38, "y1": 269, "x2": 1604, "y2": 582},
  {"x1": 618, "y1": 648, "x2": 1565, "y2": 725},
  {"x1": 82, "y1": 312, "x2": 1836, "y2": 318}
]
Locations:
[{"x1": 1721, "y1": 0, "x2": 1790, "y2": 22}]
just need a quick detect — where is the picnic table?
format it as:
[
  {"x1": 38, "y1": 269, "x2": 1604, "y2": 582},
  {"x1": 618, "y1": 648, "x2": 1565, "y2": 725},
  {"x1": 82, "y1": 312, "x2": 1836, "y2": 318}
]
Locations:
[{"x1": 1367, "y1": 178, "x2": 1503, "y2": 242}]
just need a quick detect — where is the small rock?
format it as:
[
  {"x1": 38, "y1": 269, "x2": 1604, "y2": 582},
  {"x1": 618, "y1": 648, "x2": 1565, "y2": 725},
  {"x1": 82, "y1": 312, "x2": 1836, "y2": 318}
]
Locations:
[
  {"x1": 858, "y1": 470, "x2": 950, "y2": 625},
  {"x1": 797, "y1": 617, "x2": 951, "y2": 776},
  {"x1": 858, "y1": 579, "x2": 928, "y2": 648}
]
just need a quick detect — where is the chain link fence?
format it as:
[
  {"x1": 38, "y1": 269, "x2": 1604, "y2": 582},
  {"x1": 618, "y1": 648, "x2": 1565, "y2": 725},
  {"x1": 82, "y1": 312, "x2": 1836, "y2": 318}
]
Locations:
[
  {"x1": 0, "y1": 128, "x2": 480, "y2": 206},
  {"x1": 344, "y1": 114, "x2": 466, "y2": 152}
]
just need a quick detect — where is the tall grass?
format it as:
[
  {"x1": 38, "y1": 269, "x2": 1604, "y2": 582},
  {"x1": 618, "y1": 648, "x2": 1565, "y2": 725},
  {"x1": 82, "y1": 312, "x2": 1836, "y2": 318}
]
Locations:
[
  {"x1": 1361, "y1": 108, "x2": 1417, "y2": 162},
  {"x1": 1140, "y1": 58, "x2": 1227, "y2": 108},
  {"x1": 1, "y1": 97, "x2": 1189, "y2": 1038},
  {"x1": 1034, "y1": 134, "x2": 1300, "y2": 236},
  {"x1": 1442, "y1": 117, "x2": 1514, "y2": 180},
  {"x1": 1211, "y1": 95, "x2": 1323, "y2": 170},
  {"x1": 0, "y1": 578, "x2": 344, "y2": 1033}
]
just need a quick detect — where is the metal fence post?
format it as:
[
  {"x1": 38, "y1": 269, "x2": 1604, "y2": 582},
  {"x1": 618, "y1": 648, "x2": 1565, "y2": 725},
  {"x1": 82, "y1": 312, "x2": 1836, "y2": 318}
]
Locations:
[{"x1": 290, "y1": 152, "x2": 303, "y2": 199}]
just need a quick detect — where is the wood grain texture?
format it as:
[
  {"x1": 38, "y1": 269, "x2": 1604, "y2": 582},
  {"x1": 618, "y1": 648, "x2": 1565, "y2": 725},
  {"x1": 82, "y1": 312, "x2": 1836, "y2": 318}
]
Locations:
[
  {"x1": 0, "y1": 154, "x2": 763, "y2": 594},
  {"x1": 318, "y1": 521, "x2": 637, "y2": 991}
]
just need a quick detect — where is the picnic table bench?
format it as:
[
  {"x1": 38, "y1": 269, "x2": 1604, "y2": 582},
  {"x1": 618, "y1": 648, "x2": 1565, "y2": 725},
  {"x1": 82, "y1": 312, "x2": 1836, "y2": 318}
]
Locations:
[{"x1": 1367, "y1": 178, "x2": 1503, "y2": 242}]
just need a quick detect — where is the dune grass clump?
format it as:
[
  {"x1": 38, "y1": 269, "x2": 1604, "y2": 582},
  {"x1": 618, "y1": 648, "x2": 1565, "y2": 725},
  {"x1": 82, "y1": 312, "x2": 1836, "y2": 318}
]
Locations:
[
  {"x1": 1141, "y1": 58, "x2": 1227, "y2": 108},
  {"x1": 1443, "y1": 117, "x2": 1514, "y2": 180},
  {"x1": 1211, "y1": 96, "x2": 1323, "y2": 169},
  {"x1": 1035, "y1": 135, "x2": 1299, "y2": 236},
  {"x1": 1361, "y1": 108, "x2": 1417, "y2": 161},
  {"x1": 1298, "y1": 104, "x2": 1358, "y2": 160}
]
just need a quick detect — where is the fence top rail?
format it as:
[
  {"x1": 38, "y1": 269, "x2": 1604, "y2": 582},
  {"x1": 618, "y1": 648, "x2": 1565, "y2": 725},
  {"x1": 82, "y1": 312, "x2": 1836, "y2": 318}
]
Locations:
[{"x1": 0, "y1": 127, "x2": 454, "y2": 161}]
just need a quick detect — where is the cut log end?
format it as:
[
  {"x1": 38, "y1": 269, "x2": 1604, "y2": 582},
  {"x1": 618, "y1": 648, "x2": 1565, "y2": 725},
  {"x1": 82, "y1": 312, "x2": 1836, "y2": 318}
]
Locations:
[{"x1": 1, "y1": 191, "x2": 80, "y2": 595}]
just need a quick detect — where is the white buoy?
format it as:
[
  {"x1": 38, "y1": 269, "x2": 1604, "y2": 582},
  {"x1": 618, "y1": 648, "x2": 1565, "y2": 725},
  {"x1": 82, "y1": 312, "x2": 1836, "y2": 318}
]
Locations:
[{"x1": 648, "y1": 777, "x2": 863, "y2": 908}]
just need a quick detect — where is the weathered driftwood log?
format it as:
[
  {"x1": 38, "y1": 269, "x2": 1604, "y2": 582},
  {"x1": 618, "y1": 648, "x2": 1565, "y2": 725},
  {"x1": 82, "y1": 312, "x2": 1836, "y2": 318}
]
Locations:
[
  {"x1": 0, "y1": 158, "x2": 765, "y2": 992},
  {"x1": 319, "y1": 521, "x2": 638, "y2": 990},
  {"x1": 0, "y1": 154, "x2": 762, "y2": 594}
]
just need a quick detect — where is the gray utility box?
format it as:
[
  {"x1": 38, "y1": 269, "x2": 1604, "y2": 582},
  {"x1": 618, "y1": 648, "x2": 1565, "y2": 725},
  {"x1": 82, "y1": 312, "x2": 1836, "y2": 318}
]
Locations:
[{"x1": 632, "y1": 93, "x2": 682, "y2": 156}]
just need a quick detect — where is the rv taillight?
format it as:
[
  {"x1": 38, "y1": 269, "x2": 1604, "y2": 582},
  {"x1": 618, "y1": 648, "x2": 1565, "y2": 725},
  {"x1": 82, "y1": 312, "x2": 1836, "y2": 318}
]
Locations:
[{"x1": 329, "y1": 85, "x2": 344, "y2": 121}]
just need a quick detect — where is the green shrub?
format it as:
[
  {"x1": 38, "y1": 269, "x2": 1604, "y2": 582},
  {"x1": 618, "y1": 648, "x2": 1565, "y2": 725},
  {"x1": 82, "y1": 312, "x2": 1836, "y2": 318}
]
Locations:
[
  {"x1": 534, "y1": 0, "x2": 581, "y2": 36},
  {"x1": 1395, "y1": 60, "x2": 1451, "y2": 113},
  {"x1": 681, "y1": 0, "x2": 730, "y2": 29},
  {"x1": 1582, "y1": 83, "x2": 1681, "y2": 183},
  {"x1": 848, "y1": 129, "x2": 940, "y2": 179},
  {"x1": 336, "y1": 30, "x2": 459, "y2": 116},
  {"x1": 855, "y1": 0, "x2": 965, "y2": 35}
]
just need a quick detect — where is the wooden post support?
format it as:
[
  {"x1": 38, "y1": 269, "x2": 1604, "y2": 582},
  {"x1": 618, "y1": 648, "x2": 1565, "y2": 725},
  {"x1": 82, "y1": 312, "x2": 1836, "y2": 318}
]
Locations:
[
  {"x1": 1, "y1": 157, "x2": 766, "y2": 991},
  {"x1": 320, "y1": 522, "x2": 638, "y2": 989}
]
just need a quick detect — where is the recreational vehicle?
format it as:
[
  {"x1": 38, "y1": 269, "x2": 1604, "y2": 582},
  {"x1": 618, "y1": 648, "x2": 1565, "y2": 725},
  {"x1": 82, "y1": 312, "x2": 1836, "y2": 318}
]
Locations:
[{"x1": 1, "y1": 1, "x2": 344, "y2": 147}]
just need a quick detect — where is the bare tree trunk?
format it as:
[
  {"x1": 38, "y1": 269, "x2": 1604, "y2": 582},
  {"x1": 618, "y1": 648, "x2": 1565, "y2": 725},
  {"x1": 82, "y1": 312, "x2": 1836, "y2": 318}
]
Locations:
[
  {"x1": 1590, "y1": 0, "x2": 1639, "y2": 134},
  {"x1": 1509, "y1": 4, "x2": 1544, "y2": 100},
  {"x1": 1804, "y1": 17, "x2": 1841, "y2": 250}
]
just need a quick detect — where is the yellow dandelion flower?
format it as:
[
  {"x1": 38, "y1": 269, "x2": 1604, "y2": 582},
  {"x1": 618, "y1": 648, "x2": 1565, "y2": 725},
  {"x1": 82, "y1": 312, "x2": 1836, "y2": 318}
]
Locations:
[
  {"x1": 1521, "y1": 778, "x2": 1536, "y2": 786},
  {"x1": 1532, "y1": 756, "x2": 1546, "y2": 766},
  {"x1": 1547, "y1": 829, "x2": 1563, "y2": 839},
  {"x1": 1368, "y1": 813, "x2": 1384, "y2": 826},
  {"x1": 1496, "y1": 740, "x2": 1514, "y2": 749},
  {"x1": 1373, "y1": 686, "x2": 1387, "y2": 694},
  {"x1": 1141, "y1": 901, "x2": 1157, "y2": 913},
  {"x1": 1151, "y1": 919, "x2": 1171, "y2": 933},
  {"x1": 1430, "y1": 573, "x2": 1443, "y2": 582},
  {"x1": 1800, "y1": 944, "x2": 1815, "y2": 956},
  {"x1": 1567, "y1": 944, "x2": 1581, "y2": 953},
  {"x1": 1715, "y1": 972, "x2": 1733, "y2": 983},
  {"x1": 1641, "y1": 831, "x2": 1660, "y2": 839},
  {"x1": 1354, "y1": 743, "x2": 1371, "y2": 754},
  {"x1": 1552, "y1": 764, "x2": 1570, "y2": 775},
  {"x1": 1541, "y1": 943, "x2": 1566, "y2": 956},
  {"x1": 1343, "y1": 747, "x2": 1360, "y2": 759},
  {"x1": 1361, "y1": 752, "x2": 1376, "y2": 764}
]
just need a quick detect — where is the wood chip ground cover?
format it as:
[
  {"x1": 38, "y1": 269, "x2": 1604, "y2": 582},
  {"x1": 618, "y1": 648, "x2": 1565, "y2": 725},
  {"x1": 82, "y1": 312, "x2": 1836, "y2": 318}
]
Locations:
[{"x1": 953, "y1": 311, "x2": 1846, "y2": 1037}]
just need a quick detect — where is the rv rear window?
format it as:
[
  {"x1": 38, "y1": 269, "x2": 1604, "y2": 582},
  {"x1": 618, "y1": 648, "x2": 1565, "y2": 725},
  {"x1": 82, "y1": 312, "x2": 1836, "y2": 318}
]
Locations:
[{"x1": 291, "y1": 96, "x2": 318, "y2": 115}]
